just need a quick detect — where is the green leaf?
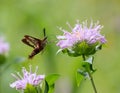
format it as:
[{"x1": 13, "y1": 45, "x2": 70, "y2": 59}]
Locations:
[
  {"x1": 44, "y1": 80, "x2": 49, "y2": 93},
  {"x1": 96, "y1": 44, "x2": 102, "y2": 50},
  {"x1": 77, "y1": 69, "x2": 89, "y2": 78},
  {"x1": 24, "y1": 84, "x2": 37, "y2": 93},
  {"x1": 84, "y1": 56, "x2": 94, "y2": 64},
  {"x1": 62, "y1": 48, "x2": 68, "y2": 53},
  {"x1": 84, "y1": 56, "x2": 96, "y2": 72},
  {"x1": 45, "y1": 74, "x2": 60, "y2": 93},
  {"x1": 48, "y1": 84, "x2": 54, "y2": 93},
  {"x1": 76, "y1": 70, "x2": 84, "y2": 87},
  {"x1": 62, "y1": 48, "x2": 79, "y2": 57},
  {"x1": 45, "y1": 74, "x2": 60, "y2": 86}
]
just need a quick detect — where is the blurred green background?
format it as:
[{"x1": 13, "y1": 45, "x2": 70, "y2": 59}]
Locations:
[{"x1": 0, "y1": 0, "x2": 120, "y2": 93}]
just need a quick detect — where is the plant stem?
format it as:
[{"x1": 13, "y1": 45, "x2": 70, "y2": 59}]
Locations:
[
  {"x1": 82, "y1": 55, "x2": 97, "y2": 93},
  {"x1": 82, "y1": 54, "x2": 86, "y2": 61},
  {"x1": 87, "y1": 71, "x2": 97, "y2": 93}
]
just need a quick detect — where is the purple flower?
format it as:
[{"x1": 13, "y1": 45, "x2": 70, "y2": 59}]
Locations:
[
  {"x1": 56, "y1": 20, "x2": 107, "y2": 56},
  {"x1": 10, "y1": 65, "x2": 45, "y2": 90},
  {"x1": 57, "y1": 20, "x2": 106, "y2": 49},
  {"x1": 0, "y1": 36, "x2": 9, "y2": 55}
]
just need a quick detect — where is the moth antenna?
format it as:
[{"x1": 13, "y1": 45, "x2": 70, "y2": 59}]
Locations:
[{"x1": 43, "y1": 28, "x2": 46, "y2": 37}]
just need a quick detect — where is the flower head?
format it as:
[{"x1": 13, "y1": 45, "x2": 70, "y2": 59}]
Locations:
[
  {"x1": 56, "y1": 20, "x2": 106, "y2": 56},
  {"x1": 0, "y1": 36, "x2": 9, "y2": 55},
  {"x1": 10, "y1": 65, "x2": 45, "y2": 90}
]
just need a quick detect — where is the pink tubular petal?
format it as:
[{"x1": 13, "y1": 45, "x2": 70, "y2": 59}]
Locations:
[
  {"x1": 10, "y1": 66, "x2": 45, "y2": 90},
  {"x1": 56, "y1": 20, "x2": 106, "y2": 52}
]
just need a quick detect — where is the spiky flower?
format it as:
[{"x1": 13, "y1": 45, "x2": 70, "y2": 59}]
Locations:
[
  {"x1": 10, "y1": 65, "x2": 45, "y2": 90},
  {"x1": 56, "y1": 20, "x2": 106, "y2": 56}
]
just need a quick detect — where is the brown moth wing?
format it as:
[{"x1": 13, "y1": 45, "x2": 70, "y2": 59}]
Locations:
[
  {"x1": 21, "y1": 28, "x2": 47, "y2": 59},
  {"x1": 22, "y1": 35, "x2": 42, "y2": 47},
  {"x1": 28, "y1": 37, "x2": 47, "y2": 59},
  {"x1": 22, "y1": 37, "x2": 35, "y2": 48},
  {"x1": 22, "y1": 35, "x2": 47, "y2": 59}
]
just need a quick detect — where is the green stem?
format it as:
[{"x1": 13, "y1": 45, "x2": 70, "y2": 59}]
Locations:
[
  {"x1": 87, "y1": 70, "x2": 97, "y2": 93},
  {"x1": 82, "y1": 55, "x2": 97, "y2": 93},
  {"x1": 82, "y1": 54, "x2": 86, "y2": 61}
]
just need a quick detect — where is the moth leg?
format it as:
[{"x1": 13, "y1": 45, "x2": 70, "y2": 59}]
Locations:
[{"x1": 22, "y1": 38, "x2": 35, "y2": 48}]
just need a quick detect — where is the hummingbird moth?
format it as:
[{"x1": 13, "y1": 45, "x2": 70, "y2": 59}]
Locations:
[{"x1": 22, "y1": 28, "x2": 47, "y2": 59}]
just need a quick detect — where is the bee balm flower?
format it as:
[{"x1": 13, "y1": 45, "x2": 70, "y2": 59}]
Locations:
[
  {"x1": 56, "y1": 20, "x2": 106, "y2": 56},
  {"x1": 10, "y1": 65, "x2": 45, "y2": 90}
]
